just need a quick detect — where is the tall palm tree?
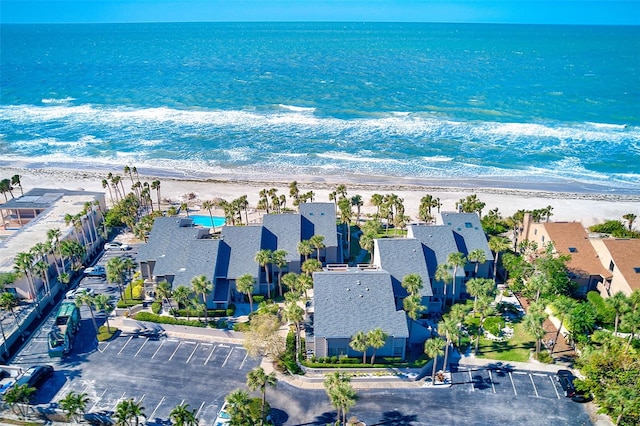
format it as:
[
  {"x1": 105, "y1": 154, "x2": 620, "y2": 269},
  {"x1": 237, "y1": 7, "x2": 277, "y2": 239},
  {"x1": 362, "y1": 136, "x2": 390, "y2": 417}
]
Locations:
[
  {"x1": 151, "y1": 180, "x2": 161, "y2": 211},
  {"x1": 301, "y1": 258, "x2": 322, "y2": 276},
  {"x1": 172, "y1": 285, "x2": 193, "y2": 311},
  {"x1": 76, "y1": 292, "x2": 99, "y2": 334},
  {"x1": 236, "y1": 274, "x2": 255, "y2": 313},
  {"x1": 283, "y1": 301, "x2": 304, "y2": 357},
  {"x1": 169, "y1": 402, "x2": 198, "y2": 426},
  {"x1": 281, "y1": 272, "x2": 299, "y2": 295},
  {"x1": 309, "y1": 235, "x2": 325, "y2": 262},
  {"x1": 156, "y1": 280, "x2": 174, "y2": 312},
  {"x1": 488, "y1": 236, "x2": 510, "y2": 283},
  {"x1": 323, "y1": 371, "x2": 357, "y2": 426},
  {"x1": 606, "y1": 291, "x2": 629, "y2": 336},
  {"x1": 10, "y1": 174, "x2": 23, "y2": 196},
  {"x1": 349, "y1": 330, "x2": 369, "y2": 364},
  {"x1": 47, "y1": 227, "x2": 65, "y2": 276},
  {"x1": 424, "y1": 337, "x2": 445, "y2": 384},
  {"x1": 523, "y1": 306, "x2": 547, "y2": 359},
  {"x1": 114, "y1": 398, "x2": 145, "y2": 426},
  {"x1": 202, "y1": 200, "x2": 217, "y2": 232},
  {"x1": 548, "y1": 295, "x2": 577, "y2": 353},
  {"x1": 474, "y1": 295, "x2": 494, "y2": 354},
  {"x1": 296, "y1": 273, "x2": 313, "y2": 300},
  {"x1": 622, "y1": 213, "x2": 636, "y2": 231},
  {"x1": 401, "y1": 273, "x2": 423, "y2": 296},
  {"x1": 467, "y1": 248, "x2": 487, "y2": 278},
  {"x1": 437, "y1": 316, "x2": 459, "y2": 372},
  {"x1": 225, "y1": 389, "x2": 253, "y2": 425},
  {"x1": 93, "y1": 294, "x2": 114, "y2": 333},
  {"x1": 191, "y1": 275, "x2": 213, "y2": 324},
  {"x1": 272, "y1": 249, "x2": 288, "y2": 297},
  {"x1": 466, "y1": 278, "x2": 494, "y2": 313},
  {"x1": 59, "y1": 390, "x2": 90, "y2": 423},
  {"x1": 13, "y1": 251, "x2": 40, "y2": 311},
  {"x1": 434, "y1": 263, "x2": 453, "y2": 306},
  {"x1": 297, "y1": 240, "x2": 313, "y2": 261},
  {"x1": 246, "y1": 367, "x2": 277, "y2": 425},
  {"x1": 366, "y1": 328, "x2": 388, "y2": 365},
  {"x1": 447, "y1": 252, "x2": 467, "y2": 304},
  {"x1": 403, "y1": 294, "x2": 424, "y2": 323},
  {"x1": 255, "y1": 249, "x2": 273, "y2": 299},
  {"x1": 106, "y1": 257, "x2": 126, "y2": 303}
]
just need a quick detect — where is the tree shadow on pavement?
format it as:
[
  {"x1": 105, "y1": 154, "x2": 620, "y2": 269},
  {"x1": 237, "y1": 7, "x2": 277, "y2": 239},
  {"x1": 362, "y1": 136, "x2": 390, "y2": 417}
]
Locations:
[{"x1": 369, "y1": 410, "x2": 418, "y2": 425}]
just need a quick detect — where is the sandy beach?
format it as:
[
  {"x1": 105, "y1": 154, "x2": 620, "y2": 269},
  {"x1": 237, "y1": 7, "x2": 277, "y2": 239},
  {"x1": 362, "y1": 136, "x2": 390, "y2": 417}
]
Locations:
[{"x1": 4, "y1": 166, "x2": 639, "y2": 228}]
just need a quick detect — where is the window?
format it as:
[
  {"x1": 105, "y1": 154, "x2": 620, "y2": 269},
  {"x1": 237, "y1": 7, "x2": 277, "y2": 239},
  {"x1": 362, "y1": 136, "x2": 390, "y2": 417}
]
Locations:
[
  {"x1": 542, "y1": 236, "x2": 545, "y2": 243},
  {"x1": 465, "y1": 222, "x2": 473, "y2": 228},
  {"x1": 568, "y1": 247, "x2": 577, "y2": 253},
  {"x1": 534, "y1": 229, "x2": 537, "y2": 235},
  {"x1": 634, "y1": 267, "x2": 640, "y2": 273},
  {"x1": 609, "y1": 261, "x2": 615, "y2": 272}
]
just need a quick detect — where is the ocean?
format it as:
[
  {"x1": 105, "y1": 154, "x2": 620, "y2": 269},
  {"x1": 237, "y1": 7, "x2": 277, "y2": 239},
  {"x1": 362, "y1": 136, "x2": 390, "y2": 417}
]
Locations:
[{"x1": 1, "y1": 22, "x2": 639, "y2": 193}]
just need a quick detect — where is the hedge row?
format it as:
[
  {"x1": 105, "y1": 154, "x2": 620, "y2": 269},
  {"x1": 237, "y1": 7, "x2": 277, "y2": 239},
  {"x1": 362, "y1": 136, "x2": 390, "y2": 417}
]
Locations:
[{"x1": 134, "y1": 312, "x2": 205, "y2": 327}]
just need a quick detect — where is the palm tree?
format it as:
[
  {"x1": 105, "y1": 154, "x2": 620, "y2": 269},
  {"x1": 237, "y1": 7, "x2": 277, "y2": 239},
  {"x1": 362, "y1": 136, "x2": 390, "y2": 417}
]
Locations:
[
  {"x1": 93, "y1": 294, "x2": 114, "y2": 333},
  {"x1": 622, "y1": 213, "x2": 637, "y2": 231},
  {"x1": 447, "y1": 252, "x2": 467, "y2": 304},
  {"x1": 255, "y1": 249, "x2": 273, "y2": 299},
  {"x1": 172, "y1": 285, "x2": 193, "y2": 310},
  {"x1": 488, "y1": 236, "x2": 510, "y2": 283},
  {"x1": 437, "y1": 316, "x2": 459, "y2": 372},
  {"x1": 474, "y1": 295, "x2": 494, "y2": 354},
  {"x1": 191, "y1": 275, "x2": 213, "y2": 324},
  {"x1": 549, "y1": 295, "x2": 577, "y2": 353},
  {"x1": 151, "y1": 180, "x2": 161, "y2": 211},
  {"x1": 351, "y1": 194, "x2": 363, "y2": 225},
  {"x1": 10, "y1": 174, "x2": 23, "y2": 196},
  {"x1": 523, "y1": 308, "x2": 547, "y2": 359},
  {"x1": 466, "y1": 278, "x2": 494, "y2": 313},
  {"x1": 403, "y1": 294, "x2": 424, "y2": 323},
  {"x1": 323, "y1": 371, "x2": 357, "y2": 426},
  {"x1": 156, "y1": 280, "x2": 174, "y2": 312},
  {"x1": 281, "y1": 272, "x2": 299, "y2": 295},
  {"x1": 59, "y1": 390, "x2": 90, "y2": 423},
  {"x1": 106, "y1": 257, "x2": 126, "y2": 303},
  {"x1": 272, "y1": 249, "x2": 288, "y2": 297},
  {"x1": 606, "y1": 291, "x2": 629, "y2": 336},
  {"x1": 297, "y1": 240, "x2": 313, "y2": 261},
  {"x1": 296, "y1": 273, "x2": 313, "y2": 300},
  {"x1": 309, "y1": 234, "x2": 325, "y2": 262},
  {"x1": 202, "y1": 200, "x2": 217, "y2": 233},
  {"x1": 225, "y1": 388, "x2": 253, "y2": 425},
  {"x1": 366, "y1": 327, "x2": 388, "y2": 365},
  {"x1": 283, "y1": 301, "x2": 304, "y2": 356},
  {"x1": 169, "y1": 402, "x2": 198, "y2": 426},
  {"x1": 114, "y1": 398, "x2": 145, "y2": 426},
  {"x1": 401, "y1": 273, "x2": 423, "y2": 296},
  {"x1": 236, "y1": 274, "x2": 255, "y2": 313},
  {"x1": 3, "y1": 384, "x2": 35, "y2": 419},
  {"x1": 246, "y1": 366, "x2": 277, "y2": 425},
  {"x1": 0, "y1": 292, "x2": 24, "y2": 341},
  {"x1": 301, "y1": 258, "x2": 322, "y2": 276},
  {"x1": 434, "y1": 263, "x2": 453, "y2": 306},
  {"x1": 349, "y1": 330, "x2": 369, "y2": 364},
  {"x1": 424, "y1": 337, "x2": 445, "y2": 384},
  {"x1": 76, "y1": 292, "x2": 99, "y2": 334},
  {"x1": 467, "y1": 248, "x2": 487, "y2": 278}
]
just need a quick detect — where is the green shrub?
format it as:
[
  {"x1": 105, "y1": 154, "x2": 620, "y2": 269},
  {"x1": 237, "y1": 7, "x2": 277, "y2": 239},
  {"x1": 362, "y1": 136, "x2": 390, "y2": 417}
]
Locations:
[
  {"x1": 151, "y1": 301, "x2": 162, "y2": 314},
  {"x1": 484, "y1": 316, "x2": 506, "y2": 336},
  {"x1": 253, "y1": 295, "x2": 265, "y2": 304},
  {"x1": 587, "y1": 291, "x2": 615, "y2": 326},
  {"x1": 536, "y1": 351, "x2": 553, "y2": 363},
  {"x1": 233, "y1": 322, "x2": 250, "y2": 332},
  {"x1": 134, "y1": 311, "x2": 204, "y2": 327}
]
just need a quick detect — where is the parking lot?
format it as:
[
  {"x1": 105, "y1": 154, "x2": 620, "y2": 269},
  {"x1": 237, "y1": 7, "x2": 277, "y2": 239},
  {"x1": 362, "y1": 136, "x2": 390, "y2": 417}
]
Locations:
[{"x1": 452, "y1": 366, "x2": 562, "y2": 399}]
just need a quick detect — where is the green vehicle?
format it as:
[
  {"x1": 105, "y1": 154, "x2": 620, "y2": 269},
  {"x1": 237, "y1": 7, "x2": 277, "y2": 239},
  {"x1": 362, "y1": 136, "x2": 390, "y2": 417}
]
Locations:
[{"x1": 48, "y1": 302, "x2": 80, "y2": 357}]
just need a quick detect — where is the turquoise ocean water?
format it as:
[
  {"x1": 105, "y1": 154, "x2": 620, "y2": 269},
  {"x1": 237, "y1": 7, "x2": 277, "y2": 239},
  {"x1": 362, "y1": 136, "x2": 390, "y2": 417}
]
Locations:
[{"x1": 1, "y1": 22, "x2": 639, "y2": 193}]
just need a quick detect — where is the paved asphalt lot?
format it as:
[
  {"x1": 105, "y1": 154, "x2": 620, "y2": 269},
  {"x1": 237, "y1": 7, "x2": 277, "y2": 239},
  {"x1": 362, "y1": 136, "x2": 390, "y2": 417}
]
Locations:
[{"x1": 6, "y1": 243, "x2": 594, "y2": 425}]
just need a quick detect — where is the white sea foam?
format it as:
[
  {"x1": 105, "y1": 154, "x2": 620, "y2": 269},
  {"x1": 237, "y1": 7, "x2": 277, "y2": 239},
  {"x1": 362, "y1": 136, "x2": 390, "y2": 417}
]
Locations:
[
  {"x1": 41, "y1": 97, "x2": 76, "y2": 105},
  {"x1": 278, "y1": 104, "x2": 316, "y2": 113}
]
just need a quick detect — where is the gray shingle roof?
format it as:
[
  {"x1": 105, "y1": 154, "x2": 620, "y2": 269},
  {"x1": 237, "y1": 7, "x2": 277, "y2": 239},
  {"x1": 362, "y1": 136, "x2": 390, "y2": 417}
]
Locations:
[
  {"x1": 407, "y1": 225, "x2": 465, "y2": 278},
  {"x1": 441, "y1": 212, "x2": 494, "y2": 261},
  {"x1": 219, "y1": 225, "x2": 263, "y2": 279},
  {"x1": 313, "y1": 270, "x2": 409, "y2": 339},
  {"x1": 374, "y1": 238, "x2": 433, "y2": 298},
  {"x1": 172, "y1": 239, "x2": 220, "y2": 287},
  {"x1": 300, "y1": 203, "x2": 338, "y2": 247},
  {"x1": 262, "y1": 213, "x2": 302, "y2": 261}
]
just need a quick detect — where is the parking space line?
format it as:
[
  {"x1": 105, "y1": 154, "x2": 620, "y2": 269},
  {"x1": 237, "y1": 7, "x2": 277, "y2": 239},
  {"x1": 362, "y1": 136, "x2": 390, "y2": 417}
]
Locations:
[
  {"x1": 98, "y1": 341, "x2": 110, "y2": 353},
  {"x1": 118, "y1": 336, "x2": 133, "y2": 355},
  {"x1": 550, "y1": 376, "x2": 561, "y2": 399},
  {"x1": 222, "y1": 347, "x2": 234, "y2": 368},
  {"x1": 204, "y1": 344, "x2": 217, "y2": 365},
  {"x1": 509, "y1": 372, "x2": 517, "y2": 396},
  {"x1": 90, "y1": 388, "x2": 108, "y2": 411},
  {"x1": 152, "y1": 339, "x2": 166, "y2": 359},
  {"x1": 149, "y1": 396, "x2": 165, "y2": 419},
  {"x1": 112, "y1": 391, "x2": 127, "y2": 410},
  {"x1": 186, "y1": 343, "x2": 199, "y2": 363},
  {"x1": 138, "y1": 394, "x2": 145, "y2": 403},
  {"x1": 195, "y1": 401, "x2": 205, "y2": 418},
  {"x1": 529, "y1": 374, "x2": 539, "y2": 397},
  {"x1": 169, "y1": 342, "x2": 184, "y2": 361},
  {"x1": 135, "y1": 338, "x2": 149, "y2": 357},
  {"x1": 239, "y1": 350, "x2": 249, "y2": 369},
  {"x1": 488, "y1": 370, "x2": 496, "y2": 393},
  {"x1": 468, "y1": 370, "x2": 474, "y2": 391}
]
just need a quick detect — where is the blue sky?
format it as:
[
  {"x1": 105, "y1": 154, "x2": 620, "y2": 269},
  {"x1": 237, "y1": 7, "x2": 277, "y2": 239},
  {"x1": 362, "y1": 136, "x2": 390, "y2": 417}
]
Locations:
[{"x1": 1, "y1": 1, "x2": 639, "y2": 25}]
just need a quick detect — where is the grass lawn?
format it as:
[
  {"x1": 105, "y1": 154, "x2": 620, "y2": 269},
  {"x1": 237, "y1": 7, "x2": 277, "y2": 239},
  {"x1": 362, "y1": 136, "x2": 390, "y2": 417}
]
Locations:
[{"x1": 474, "y1": 320, "x2": 535, "y2": 362}]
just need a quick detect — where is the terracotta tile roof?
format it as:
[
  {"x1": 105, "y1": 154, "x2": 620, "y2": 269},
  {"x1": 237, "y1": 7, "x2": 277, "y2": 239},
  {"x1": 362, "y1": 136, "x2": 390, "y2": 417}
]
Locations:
[
  {"x1": 543, "y1": 222, "x2": 611, "y2": 279},
  {"x1": 602, "y1": 239, "x2": 640, "y2": 291}
]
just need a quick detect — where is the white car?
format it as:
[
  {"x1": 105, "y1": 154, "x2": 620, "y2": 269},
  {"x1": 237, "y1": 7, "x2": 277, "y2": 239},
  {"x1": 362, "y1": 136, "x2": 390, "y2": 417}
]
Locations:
[
  {"x1": 104, "y1": 242, "x2": 131, "y2": 251},
  {"x1": 66, "y1": 287, "x2": 95, "y2": 299}
]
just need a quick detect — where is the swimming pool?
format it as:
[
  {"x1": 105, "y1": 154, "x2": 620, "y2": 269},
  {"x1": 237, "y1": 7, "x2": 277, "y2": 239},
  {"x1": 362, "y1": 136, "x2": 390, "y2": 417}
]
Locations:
[{"x1": 190, "y1": 215, "x2": 226, "y2": 228}]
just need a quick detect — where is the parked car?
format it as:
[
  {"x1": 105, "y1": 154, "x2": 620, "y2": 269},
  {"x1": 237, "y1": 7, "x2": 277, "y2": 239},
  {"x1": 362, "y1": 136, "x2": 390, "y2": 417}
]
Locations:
[
  {"x1": 84, "y1": 266, "x2": 106, "y2": 277},
  {"x1": 104, "y1": 242, "x2": 131, "y2": 251},
  {"x1": 15, "y1": 365, "x2": 54, "y2": 388},
  {"x1": 555, "y1": 369, "x2": 576, "y2": 397},
  {"x1": 66, "y1": 287, "x2": 95, "y2": 299},
  {"x1": 214, "y1": 401, "x2": 231, "y2": 425},
  {"x1": 0, "y1": 369, "x2": 14, "y2": 395}
]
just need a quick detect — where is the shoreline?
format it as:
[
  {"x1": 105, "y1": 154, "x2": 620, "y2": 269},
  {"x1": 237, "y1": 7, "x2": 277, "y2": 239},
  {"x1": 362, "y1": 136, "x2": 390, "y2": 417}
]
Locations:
[{"x1": 3, "y1": 165, "x2": 639, "y2": 227}]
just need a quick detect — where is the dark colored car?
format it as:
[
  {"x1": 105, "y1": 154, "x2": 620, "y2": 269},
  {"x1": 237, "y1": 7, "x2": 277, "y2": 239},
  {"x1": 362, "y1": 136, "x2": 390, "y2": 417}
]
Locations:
[
  {"x1": 15, "y1": 365, "x2": 54, "y2": 388},
  {"x1": 555, "y1": 369, "x2": 591, "y2": 402}
]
